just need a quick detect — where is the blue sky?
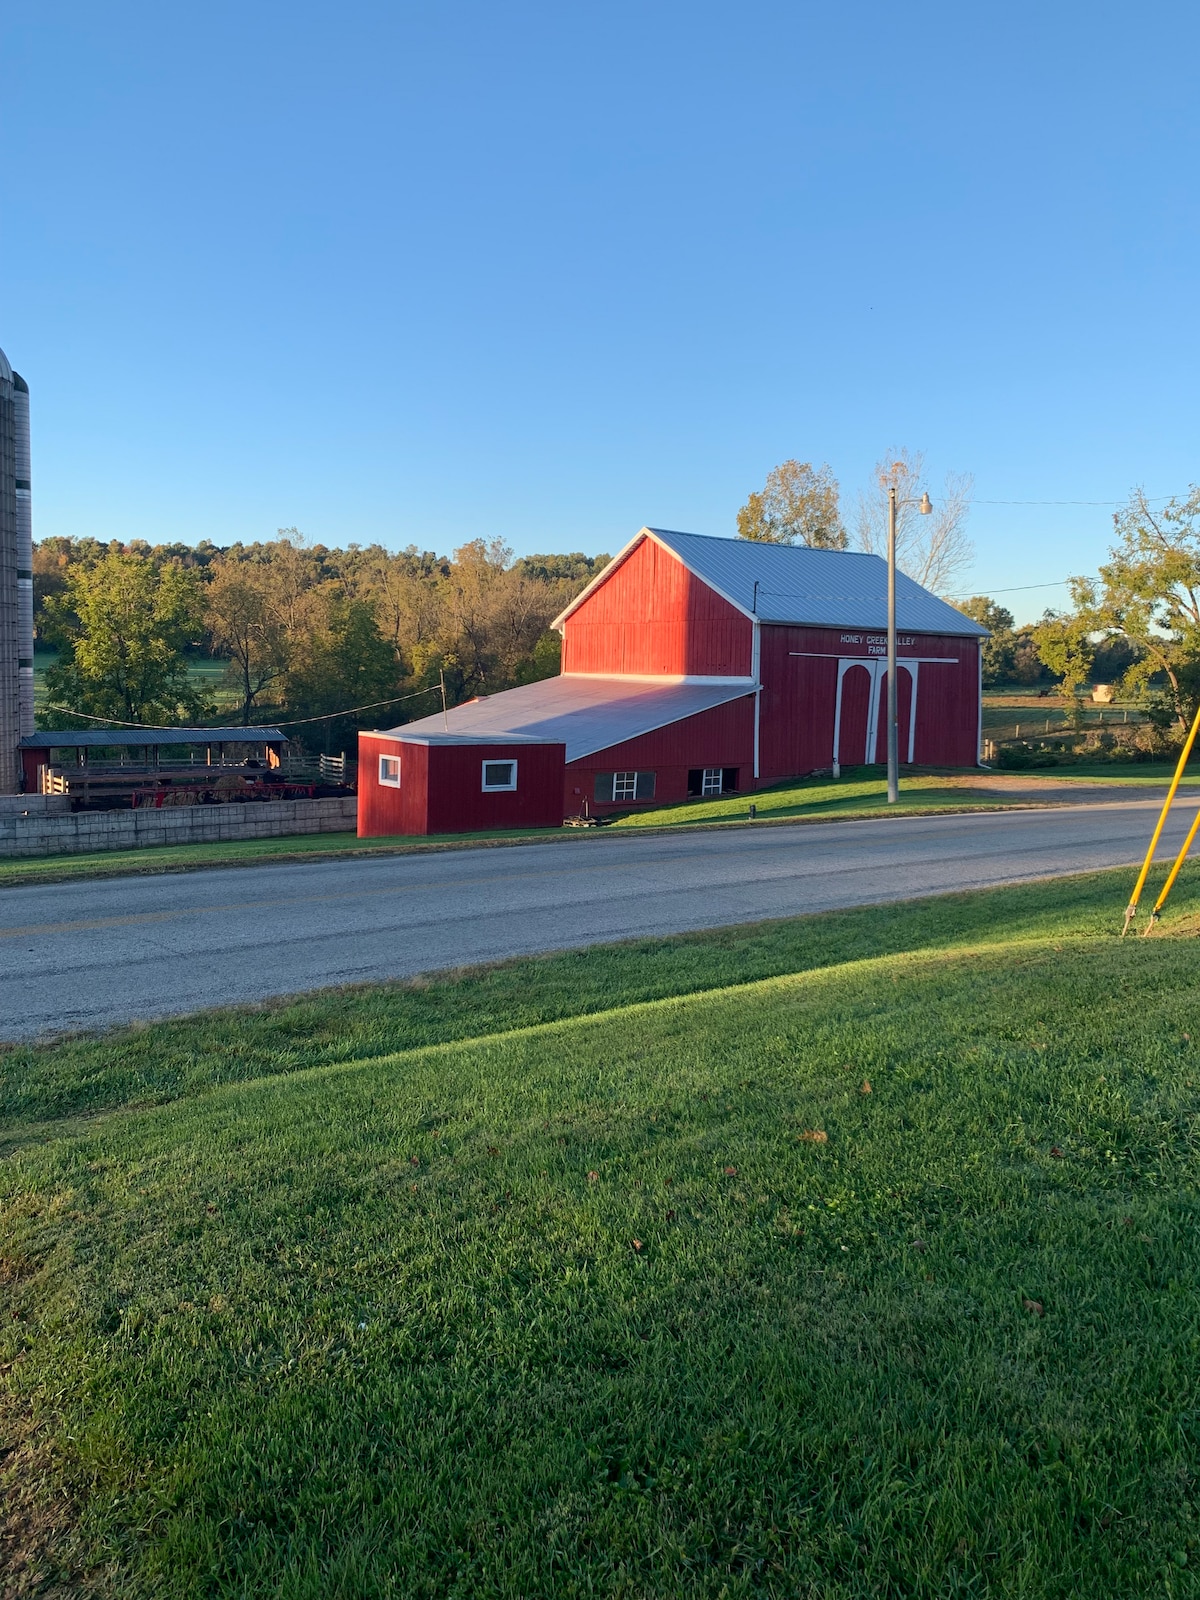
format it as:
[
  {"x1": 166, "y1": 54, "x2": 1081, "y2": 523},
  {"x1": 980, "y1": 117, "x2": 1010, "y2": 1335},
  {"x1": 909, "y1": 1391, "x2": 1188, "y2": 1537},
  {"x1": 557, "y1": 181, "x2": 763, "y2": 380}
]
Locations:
[{"x1": 2, "y1": 1, "x2": 1197, "y2": 621}]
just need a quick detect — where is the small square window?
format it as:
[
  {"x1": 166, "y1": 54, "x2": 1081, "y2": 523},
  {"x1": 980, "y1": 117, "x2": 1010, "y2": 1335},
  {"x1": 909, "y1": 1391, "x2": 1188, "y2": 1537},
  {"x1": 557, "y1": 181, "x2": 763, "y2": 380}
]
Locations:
[
  {"x1": 613, "y1": 770, "x2": 638, "y2": 801},
  {"x1": 701, "y1": 767, "x2": 723, "y2": 797},
  {"x1": 482, "y1": 759, "x2": 517, "y2": 791},
  {"x1": 379, "y1": 754, "x2": 401, "y2": 787}
]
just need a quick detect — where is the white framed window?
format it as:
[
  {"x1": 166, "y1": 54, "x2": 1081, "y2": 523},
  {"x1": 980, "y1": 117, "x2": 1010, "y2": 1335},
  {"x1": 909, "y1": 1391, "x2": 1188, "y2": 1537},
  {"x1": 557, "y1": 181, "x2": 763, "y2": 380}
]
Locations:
[
  {"x1": 595, "y1": 771, "x2": 656, "y2": 803},
  {"x1": 379, "y1": 754, "x2": 401, "y2": 787},
  {"x1": 701, "y1": 767, "x2": 723, "y2": 797},
  {"x1": 482, "y1": 759, "x2": 517, "y2": 792}
]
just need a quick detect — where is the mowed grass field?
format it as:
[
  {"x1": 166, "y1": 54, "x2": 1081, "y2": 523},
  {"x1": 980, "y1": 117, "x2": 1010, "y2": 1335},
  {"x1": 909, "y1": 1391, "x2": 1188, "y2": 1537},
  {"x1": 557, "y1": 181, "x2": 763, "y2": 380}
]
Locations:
[{"x1": 4, "y1": 871, "x2": 1200, "y2": 1597}]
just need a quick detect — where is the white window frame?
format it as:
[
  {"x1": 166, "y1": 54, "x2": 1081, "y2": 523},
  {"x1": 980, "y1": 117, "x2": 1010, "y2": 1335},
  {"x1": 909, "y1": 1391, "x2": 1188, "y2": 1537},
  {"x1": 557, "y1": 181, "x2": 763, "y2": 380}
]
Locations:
[
  {"x1": 701, "y1": 767, "x2": 723, "y2": 797},
  {"x1": 481, "y1": 759, "x2": 518, "y2": 792},
  {"x1": 612, "y1": 770, "x2": 638, "y2": 801},
  {"x1": 378, "y1": 753, "x2": 402, "y2": 788}
]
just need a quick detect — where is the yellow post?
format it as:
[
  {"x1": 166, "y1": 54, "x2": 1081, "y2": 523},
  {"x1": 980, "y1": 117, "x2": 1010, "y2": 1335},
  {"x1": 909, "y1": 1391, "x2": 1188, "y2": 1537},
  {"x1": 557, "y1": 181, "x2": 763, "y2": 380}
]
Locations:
[
  {"x1": 1123, "y1": 701, "x2": 1200, "y2": 935},
  {"x1": 1143, "y1": 800, "x2": 1200, "y2": 933}
]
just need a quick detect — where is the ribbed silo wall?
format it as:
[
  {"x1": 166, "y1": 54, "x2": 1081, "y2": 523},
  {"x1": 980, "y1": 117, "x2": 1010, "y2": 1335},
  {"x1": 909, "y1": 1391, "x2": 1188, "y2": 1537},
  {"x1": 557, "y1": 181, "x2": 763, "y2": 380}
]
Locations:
[
  {"x1": 0, "y1": 368, "x2": 18, "y2": 793},
  {"x1": 13, "y1": 376, "x2": 33, "y2": 743}
]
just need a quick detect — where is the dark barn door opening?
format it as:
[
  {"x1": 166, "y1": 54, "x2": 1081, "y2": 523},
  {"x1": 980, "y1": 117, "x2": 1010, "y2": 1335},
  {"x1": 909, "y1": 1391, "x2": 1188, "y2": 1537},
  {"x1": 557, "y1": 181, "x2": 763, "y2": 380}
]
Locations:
[{"x1": 688, "y1": 767, "x2": 741, "y2": 797}]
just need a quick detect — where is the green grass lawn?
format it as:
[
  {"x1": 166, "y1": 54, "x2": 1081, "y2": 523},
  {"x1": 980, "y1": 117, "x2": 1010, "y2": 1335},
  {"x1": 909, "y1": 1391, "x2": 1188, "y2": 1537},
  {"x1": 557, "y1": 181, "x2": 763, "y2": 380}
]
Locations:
[
  {"x1": 610, "y1": 768, "x2": 1041, "y2": 828},
  {"x1": 4, "y1": 869, "x2": 1200, "y2": 1596},
  {"x1": 1019, "y1": 765, "x2": 1200, "y2": 784}
]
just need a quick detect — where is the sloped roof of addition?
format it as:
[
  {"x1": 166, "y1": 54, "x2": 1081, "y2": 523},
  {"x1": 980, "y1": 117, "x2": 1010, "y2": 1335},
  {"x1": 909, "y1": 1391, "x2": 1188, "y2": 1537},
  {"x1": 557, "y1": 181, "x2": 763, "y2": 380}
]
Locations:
[{"x1": 379, "y1": 674, "x2": 755, "y2": 763}]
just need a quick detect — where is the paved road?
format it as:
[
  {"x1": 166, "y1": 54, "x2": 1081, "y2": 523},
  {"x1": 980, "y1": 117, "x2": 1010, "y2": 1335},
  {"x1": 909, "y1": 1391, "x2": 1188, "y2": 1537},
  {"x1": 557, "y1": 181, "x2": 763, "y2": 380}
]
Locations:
[{"x1": 0, "y1": 800, "x2": 1184, "y2": 1041}]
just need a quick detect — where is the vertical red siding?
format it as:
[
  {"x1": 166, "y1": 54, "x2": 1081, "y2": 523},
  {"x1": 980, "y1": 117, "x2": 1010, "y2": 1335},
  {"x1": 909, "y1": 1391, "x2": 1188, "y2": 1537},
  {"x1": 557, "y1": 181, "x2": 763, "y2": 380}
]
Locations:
[
  {"x1": 358, "y1": 734, "x2": 429, "y2": 836},
  {"x1": 358, "y1": 734, "x2": 565, "y2": 836},
  {"x1": 758, "y1": 626, "x2": 980, "y2": 778},
  {"x1": 910, "y1": 661, "x2": 977, "y2": 766},
  {"x1": 425, "y1": 743, "x2": 565, "y2": 832},
  {"x1": 565, "y1": 695, "x2": 755, "y2": 814},
  {"x1": 562, "y1": 536, "x2": 753, "y2": 677}
]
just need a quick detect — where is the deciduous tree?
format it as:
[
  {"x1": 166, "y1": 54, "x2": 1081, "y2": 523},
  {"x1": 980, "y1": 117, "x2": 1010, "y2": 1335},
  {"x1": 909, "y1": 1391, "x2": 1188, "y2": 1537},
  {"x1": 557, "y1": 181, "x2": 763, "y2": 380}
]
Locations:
[
  {"x1": 957, "y1": 596, "x2": 1016, "y2": 686},
  {"x1": 1032, "y1": 610, "x2": 1094, "y2": 702},
  {"x1": 41, "y1": 552, "x2": 208, "y2": 726},
  {"x1": 1066, "y1": 486, "x2": 1200, "y2": 715},
  {"x1": 283, "y1": 593, "x2": 401, "y2": 754},
  {"x1": 204, "y1": 559, "x2": 289, "y2": 724},
  {"x1": 736, "y1": 461, "x2": 846, "y2": 548}
]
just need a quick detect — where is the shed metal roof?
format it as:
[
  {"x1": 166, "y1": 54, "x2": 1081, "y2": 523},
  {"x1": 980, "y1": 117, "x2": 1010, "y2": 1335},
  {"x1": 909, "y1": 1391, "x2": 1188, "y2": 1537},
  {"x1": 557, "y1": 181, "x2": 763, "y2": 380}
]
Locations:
[
  {"x1": 382, "y1": 676, "x2": 755, "y2": 763},
  {"x1": 380, "y1": 731, "x2": 564, "y2": 748},
  {"x1": 19, "y1": 726, "x2": 286, "y2": 749},
  {"x1": 554, "y1": 527, "x2": 987, "y2": 637}
]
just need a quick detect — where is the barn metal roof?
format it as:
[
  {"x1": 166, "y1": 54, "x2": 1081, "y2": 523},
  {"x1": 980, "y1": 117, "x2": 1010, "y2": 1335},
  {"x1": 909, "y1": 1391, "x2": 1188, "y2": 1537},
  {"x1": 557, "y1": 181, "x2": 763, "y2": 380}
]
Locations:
[
  {"x1": 382, "y1": 676, "x2": 756, "y2": 763},
  {"x1": 554, "y1": 527, "x2": 987, "y2": 637},
  {"x1": 19, "y1": 726, "x2": 286, "y2": 749}
]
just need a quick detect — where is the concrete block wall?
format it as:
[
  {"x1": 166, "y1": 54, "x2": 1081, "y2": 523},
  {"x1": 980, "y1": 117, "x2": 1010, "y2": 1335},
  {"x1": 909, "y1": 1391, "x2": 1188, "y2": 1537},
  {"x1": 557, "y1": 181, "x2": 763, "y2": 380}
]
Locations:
[
  {"x1": 0, "y1": 796, "x2": 358, "y2": 858},
  {"x1": 0, "y1": 794, "x2": 71, "y2": 818}
]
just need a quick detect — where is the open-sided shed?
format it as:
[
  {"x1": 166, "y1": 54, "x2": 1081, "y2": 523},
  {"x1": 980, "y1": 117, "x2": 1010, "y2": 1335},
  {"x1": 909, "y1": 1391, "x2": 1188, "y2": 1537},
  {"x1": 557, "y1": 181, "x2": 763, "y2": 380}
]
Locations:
[{"x1": 18, "y1": 727, "x2": 288, "y2": 803}]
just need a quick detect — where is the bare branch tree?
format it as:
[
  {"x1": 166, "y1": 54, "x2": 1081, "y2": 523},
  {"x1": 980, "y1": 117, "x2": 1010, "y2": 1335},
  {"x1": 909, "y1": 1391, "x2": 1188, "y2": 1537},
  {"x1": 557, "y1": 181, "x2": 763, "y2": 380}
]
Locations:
[{"x1": 855, "y1": 449, "x2": 974, "y2": 593}]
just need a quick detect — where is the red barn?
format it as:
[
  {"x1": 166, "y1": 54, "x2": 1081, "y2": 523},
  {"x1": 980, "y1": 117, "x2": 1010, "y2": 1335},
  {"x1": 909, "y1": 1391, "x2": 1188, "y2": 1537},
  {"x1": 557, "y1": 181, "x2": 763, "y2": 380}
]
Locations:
[{"x1": 358, "y1": 527, "x2": 986, "y2": 836}]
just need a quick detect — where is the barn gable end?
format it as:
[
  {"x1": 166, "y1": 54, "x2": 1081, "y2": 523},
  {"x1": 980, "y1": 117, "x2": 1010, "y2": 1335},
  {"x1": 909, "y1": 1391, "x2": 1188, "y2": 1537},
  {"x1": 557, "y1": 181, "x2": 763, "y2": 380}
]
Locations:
[{"x1": 558, "y1": 533, "x2": 753, "y2": 678}]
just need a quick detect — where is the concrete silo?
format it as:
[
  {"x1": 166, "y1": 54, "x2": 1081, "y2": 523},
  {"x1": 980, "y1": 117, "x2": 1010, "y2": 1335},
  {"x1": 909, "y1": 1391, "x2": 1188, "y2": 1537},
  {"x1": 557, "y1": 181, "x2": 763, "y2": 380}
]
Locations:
[{"x1": 0, "y1": 345, "x2": 34, "y2": 793}]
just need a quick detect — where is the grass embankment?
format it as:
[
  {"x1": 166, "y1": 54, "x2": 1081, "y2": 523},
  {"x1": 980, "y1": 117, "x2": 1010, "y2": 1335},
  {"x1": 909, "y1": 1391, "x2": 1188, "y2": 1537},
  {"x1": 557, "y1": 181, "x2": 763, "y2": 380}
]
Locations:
[
  {"x1": 5, "y1": 870, "x2": 1200, "y2": 1596},
  {"x1": 610, "y1": 769, "x2": 1029, "y2": 829}
]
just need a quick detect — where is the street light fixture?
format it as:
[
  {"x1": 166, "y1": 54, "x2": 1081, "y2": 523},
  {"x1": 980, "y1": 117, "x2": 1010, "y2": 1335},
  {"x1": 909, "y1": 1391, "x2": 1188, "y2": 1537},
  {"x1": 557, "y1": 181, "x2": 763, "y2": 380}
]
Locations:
[{"x1": 886, "y1": 486, "x2": 933, "y2": 803}]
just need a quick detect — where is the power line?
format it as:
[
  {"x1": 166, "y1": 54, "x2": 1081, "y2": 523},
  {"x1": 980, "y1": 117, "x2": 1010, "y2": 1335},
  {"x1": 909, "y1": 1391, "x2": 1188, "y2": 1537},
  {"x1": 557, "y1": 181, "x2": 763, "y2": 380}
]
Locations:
[
  {"x1": 974, "y1": 493, "x2": 1179, "y2": 506},
  {"x1": 943, "y1": 578, "x2": 1085, "y2": 598},
  {"x1": 39, "y1": 684, "x2": 442, "y2": 734},
  {"x1": 274, "y1": 687, "x2": 441, "y2": 727}
]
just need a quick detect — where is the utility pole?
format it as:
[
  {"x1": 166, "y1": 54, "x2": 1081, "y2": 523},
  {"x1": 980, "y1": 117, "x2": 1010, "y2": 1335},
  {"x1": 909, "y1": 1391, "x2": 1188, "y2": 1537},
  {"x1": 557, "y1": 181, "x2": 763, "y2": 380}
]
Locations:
[
  {"x1": 886, "y1": 486, "x2": 932, "y2": 804},
  {"x1": 887, "y1": 488, "x2": 898, "y2": 804}
]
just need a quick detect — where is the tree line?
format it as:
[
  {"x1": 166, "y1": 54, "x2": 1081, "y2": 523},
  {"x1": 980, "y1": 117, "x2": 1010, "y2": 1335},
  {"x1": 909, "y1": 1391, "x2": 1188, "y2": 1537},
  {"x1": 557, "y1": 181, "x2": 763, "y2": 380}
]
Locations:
[
  {"x1": 37, "y1": 458, "x2": 1199, "y2": 750},
  {"x1": 34, "y1": 535, "x2": 607, "y2": 750}
]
